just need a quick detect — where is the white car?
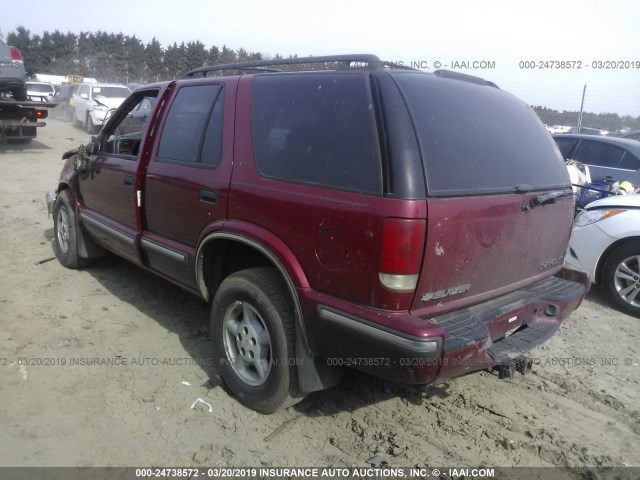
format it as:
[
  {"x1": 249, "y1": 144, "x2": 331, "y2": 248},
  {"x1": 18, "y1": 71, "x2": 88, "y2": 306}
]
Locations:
[
  {"x1": 73, "y1": 82, "x2": 131, "y2": 134},
  {"x1": 25, "y1": 81, "x2": 55, "y2": 101},
  {"x1": 566, "y1": 194, "x2": 640, "y2": 317}
]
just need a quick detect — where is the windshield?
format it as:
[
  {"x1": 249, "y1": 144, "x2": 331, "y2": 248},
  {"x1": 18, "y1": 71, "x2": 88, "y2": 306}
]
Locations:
[
  {"x1": 393, "y1": 73, "x2": 570, "y2": 196},
  {"x1": 92, "y1": 86, "x2": 131, "y2": 99}
]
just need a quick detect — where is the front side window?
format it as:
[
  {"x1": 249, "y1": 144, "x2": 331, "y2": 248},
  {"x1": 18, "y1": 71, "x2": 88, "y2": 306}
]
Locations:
[
  {"x1": 554, "y1": 137, "x2": 578, "y2": 159},
  {"x1": 574, "y1": 140, "x2": 625, "y2": 168},
  {"x1": 252, "y1": 73, "x2": 381, "y2": 194},
  {"x1": 157, "y1": 84, "x2": 223, "y2": 165}
]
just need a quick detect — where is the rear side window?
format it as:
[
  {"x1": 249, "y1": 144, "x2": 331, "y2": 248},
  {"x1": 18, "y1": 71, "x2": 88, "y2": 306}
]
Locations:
[
  {"x1": 157, "y1": 84, "x2": 222, "y2": 164},
  {"x1": 252, "y1": 73, "x2": 381, "y2": 194},
  {"x1": 393, "y1": 73, "x2": 569, "y2": 196},
  {"x1": 573, "y1": 140, "x2": 625, "y2": 168}
]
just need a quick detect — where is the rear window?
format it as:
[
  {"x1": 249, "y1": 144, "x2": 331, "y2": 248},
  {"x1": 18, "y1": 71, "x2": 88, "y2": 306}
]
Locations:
[
  {"x1": 157, "y1": 84, "x2": 222, "y2": 164},
  {"x1": 252, "y1": 73, "x2": 381, "y2": 194},
  {"x1": 393, "y1": 73, "x2": 570, "y2": 196}
]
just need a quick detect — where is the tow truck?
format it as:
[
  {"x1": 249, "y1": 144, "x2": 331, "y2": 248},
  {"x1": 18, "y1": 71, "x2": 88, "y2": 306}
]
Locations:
[{"x1": 0, "y1": 96, "x2": 56, "y2": 144}]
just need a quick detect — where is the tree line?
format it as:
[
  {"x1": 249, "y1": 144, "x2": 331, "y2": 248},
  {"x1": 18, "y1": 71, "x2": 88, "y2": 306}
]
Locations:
[
  {"x1": 533, "y1": 106, "x2": 640, "y2": 133},
  {"x1": 4, "y1": 26, "x2": 264, "y2": 83},
  {"x1": 3, "y1": 26, "x2": 639, "y2": 129}
]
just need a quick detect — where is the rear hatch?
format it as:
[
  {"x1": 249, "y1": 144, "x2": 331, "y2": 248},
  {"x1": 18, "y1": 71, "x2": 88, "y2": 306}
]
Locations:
[{"x1": 392, "y1": 72, "x2": 573, "y2": 319}]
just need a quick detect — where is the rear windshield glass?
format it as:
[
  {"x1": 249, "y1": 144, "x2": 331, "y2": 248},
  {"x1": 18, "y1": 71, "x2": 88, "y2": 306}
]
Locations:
[{"x1": 393, "y1": 73, "x2": 569, "y2": 196}]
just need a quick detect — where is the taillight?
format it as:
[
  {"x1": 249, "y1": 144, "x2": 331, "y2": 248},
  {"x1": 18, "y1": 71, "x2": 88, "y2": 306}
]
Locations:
[
  {"x1": 9, "y1": 47, "x2": 23, "y2": 61},
  {"x1": 379, "y1": 218, "x2": 426, "y2": 292},
  {"x1": 35, "y1": 110, "x2": 48, "y2": 119}
]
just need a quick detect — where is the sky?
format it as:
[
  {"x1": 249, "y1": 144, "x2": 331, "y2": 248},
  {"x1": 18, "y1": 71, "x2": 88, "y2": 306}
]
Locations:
[{"x1": 2, "y1": 0, "x2": 639, "y2": 116}]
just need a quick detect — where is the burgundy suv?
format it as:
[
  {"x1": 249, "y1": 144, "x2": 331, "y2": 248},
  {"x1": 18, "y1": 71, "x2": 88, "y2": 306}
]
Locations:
[{"x1": 47, "y1": 55, "x2": 589, "y2": 413}]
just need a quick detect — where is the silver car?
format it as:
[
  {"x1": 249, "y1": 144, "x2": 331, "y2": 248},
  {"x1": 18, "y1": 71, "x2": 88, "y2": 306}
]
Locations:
[{"x1": 0, "y1": 40, "x2": 27, "y2": 100}]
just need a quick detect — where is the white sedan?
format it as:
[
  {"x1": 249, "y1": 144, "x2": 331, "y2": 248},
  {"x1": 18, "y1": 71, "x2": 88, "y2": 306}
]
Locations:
[{"x1": 566, "y1": 194, "x2": 640, "y2": 317}]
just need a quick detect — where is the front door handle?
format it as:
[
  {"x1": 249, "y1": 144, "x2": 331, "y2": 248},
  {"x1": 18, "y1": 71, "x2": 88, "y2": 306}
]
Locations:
[{"x1": 124, "y1": 174, "x2": 134, "y2": 187}]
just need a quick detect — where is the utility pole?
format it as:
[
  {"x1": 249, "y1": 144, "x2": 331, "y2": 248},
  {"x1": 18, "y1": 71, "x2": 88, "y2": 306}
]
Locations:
[{"x1": 577, "y1": 84, "x2": 587, "y2": 133}]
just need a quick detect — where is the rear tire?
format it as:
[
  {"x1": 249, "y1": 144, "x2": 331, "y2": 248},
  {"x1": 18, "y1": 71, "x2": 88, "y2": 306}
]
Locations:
[
  {"x1": 602, "y1": 242, "x2": 640, "y2": 318},
  {"x1": 52, "y1": 190, "x2": 90, "y2": 269},
  {"x1": 12, "y1": 86, "x2": 27, "y2": 101},
  {"x1": 210, "y1": 267, "x2": 303, "y2": 413}
]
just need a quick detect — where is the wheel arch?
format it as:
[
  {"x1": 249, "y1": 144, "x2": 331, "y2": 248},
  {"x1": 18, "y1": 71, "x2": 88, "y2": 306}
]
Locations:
[
  {"x1": 54, "y1": 182, "x2": 104, "y2": 259},
  {"x1": 196, "y1": 231, "x2": 307, "y2": 321},
  {"x1": 596, "y1": 236, "x2": 640, "y2": 284},
  {"x1": 196, "y1": 230, "x2": 343, "y2": 394}
]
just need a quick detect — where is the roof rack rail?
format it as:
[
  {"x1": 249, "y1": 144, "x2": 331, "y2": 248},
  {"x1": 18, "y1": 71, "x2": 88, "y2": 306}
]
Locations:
[
  {"x1": 433, "y1": 69, "x2": 499, "y2": 88},
  {"x1": 183, "y1": 54, "x2": 386, "y2": 78}
]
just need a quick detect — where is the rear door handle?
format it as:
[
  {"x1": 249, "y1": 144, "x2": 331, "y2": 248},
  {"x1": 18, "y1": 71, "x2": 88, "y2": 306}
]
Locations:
[
  {"x1": 200, "y1": 189, "x2": 218, "y2": 206},
  {"x1": 124, "y1": 174, "x2": 135, "y2": 187}
]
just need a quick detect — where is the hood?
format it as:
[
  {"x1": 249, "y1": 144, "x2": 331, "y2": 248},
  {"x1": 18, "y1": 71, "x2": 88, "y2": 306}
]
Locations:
[
  {"x1": 585, "y1": 194, "x2": 640, "y2": 210},
  {"x1": 93, "y1": 97, "x2": 126, "y2": 109}
]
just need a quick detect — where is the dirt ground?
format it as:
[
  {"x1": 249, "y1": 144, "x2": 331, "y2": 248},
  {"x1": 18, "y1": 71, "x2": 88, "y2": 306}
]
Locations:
[{"x1": 0, "y1": 118, "x2": 638, "y2": 473}]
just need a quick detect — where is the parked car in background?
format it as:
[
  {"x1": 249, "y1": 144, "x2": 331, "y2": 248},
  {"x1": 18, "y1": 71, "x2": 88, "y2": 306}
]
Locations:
[
  {"x1": 566, "y1": 194, "x2": 640, "y2": 317},
  {"x1": 25, "y1": 81, "x2": 55, "y2": 102},
  {"x1": 73, "y1": 82, "x2": 131, "y2": 134},
  {"x1": 621, "y1": 130, "x2": 640, "y2": 142},
  {"x1": 566, "y1": 126, "x2": 608, "y2": 136},
  {"x1": 0, "y1": 40, "x2": 27, "y2": 100},
  {"x1": 553, "y1": 134, "x2": 640, "y2": 184},
  {"x1": 546, "y1": 125, "x2": 571, "y2": 134},
  {"x1": 52, "y1": 84, "x2": 79, "y2": 121}
]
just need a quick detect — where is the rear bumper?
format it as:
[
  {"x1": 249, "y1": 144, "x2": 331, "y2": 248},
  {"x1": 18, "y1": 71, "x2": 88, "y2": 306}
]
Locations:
[
  {"x1": 303, "y1": 267, "x2": 589, "y2": 384},
  {"x1": 0, "y1": 75, "x2": 26, "y2": 90}
]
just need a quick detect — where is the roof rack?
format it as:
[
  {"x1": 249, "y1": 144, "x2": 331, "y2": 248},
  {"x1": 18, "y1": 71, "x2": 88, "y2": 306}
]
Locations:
[
  {"x1": 184, "y1": 54, "x2": 395, "y2": 78},
  {"x1": 433, "y1": 69, "x2": 498, "y2": 88}
]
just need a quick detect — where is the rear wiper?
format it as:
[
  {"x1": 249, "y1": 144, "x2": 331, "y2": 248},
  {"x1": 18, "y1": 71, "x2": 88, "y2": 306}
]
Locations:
[{"x1": 530, "y1": 190, "x2": 573, "y2": 208}]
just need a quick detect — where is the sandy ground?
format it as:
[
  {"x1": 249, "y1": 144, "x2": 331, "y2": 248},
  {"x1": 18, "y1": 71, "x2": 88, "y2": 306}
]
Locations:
[{"x1": 0, "y1": 119, "x2": 638, "y2": 473}]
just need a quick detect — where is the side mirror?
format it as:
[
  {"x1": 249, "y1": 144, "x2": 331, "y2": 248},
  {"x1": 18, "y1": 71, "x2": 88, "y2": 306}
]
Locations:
[{"x1": 86, "y1": 138, "x2": 98, "y2": 155}]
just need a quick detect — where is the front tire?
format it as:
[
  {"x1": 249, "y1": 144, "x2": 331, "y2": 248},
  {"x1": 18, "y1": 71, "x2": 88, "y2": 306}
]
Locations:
[
  {"x1": 74, "y1": 109, "x2": 83, "y2": 128},
  {"x1": 211, "y1": 267, "x2": 302, "y2": 413},
  {"x1": 602, "y1": 243, "x2": 640, "y2": 317},
  {"x1": 52, "y1": 190, "x2": 90, "y2": 269},
  {"x1": 86, "y1": 114, "x2": 96, "y2": 134}
]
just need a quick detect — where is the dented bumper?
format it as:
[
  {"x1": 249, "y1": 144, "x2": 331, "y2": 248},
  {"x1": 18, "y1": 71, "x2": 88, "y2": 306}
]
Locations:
[{"x1": 303, "y1": 267, "x2": 589, "y2": 385}]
